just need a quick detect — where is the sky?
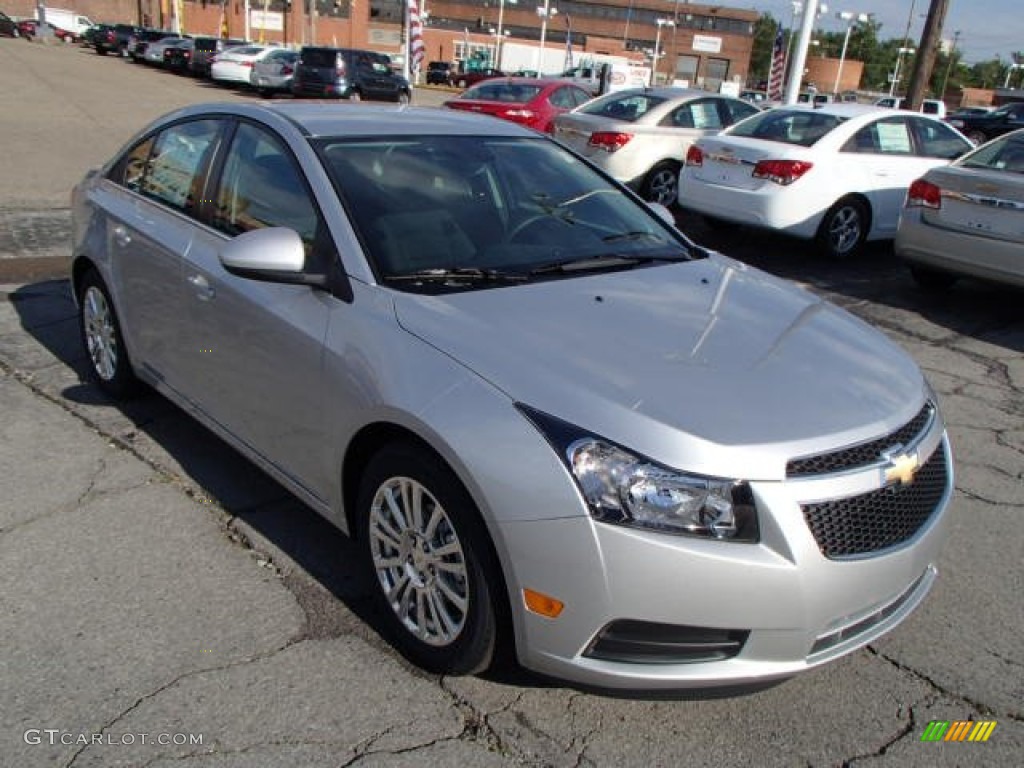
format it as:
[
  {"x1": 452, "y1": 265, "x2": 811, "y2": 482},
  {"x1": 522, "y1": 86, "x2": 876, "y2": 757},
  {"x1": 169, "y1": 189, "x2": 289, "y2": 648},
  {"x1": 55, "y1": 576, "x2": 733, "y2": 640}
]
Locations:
[{"x1": 749, "y1": 0, "x2": 1021, "y2": 63}]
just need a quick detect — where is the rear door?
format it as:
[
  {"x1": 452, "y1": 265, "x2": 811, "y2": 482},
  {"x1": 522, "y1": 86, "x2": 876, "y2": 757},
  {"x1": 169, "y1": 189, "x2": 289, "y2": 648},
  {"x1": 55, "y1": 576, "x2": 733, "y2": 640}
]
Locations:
[{"x1": 97, "y1": 118, "x2": 226, "y2": 388}]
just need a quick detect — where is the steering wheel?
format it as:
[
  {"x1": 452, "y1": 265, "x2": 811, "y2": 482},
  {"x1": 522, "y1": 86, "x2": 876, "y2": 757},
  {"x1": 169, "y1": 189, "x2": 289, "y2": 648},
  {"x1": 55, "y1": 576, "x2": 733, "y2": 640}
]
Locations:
[{"x1": 504, "y1": 213, "x2": 555, "y2": 243}]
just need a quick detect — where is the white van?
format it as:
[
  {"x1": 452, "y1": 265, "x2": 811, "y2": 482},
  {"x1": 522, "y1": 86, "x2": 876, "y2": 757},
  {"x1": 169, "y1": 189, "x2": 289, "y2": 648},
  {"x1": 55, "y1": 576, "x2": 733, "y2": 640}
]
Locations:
[{"x1": 38, "y1": 8, "x2": 94, "y2": 38}]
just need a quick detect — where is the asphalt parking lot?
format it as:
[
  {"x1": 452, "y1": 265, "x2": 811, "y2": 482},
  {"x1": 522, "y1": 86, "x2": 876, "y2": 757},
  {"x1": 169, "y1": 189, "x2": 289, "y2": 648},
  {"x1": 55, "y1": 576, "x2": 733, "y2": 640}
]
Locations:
[{"x1": 1, "y1": 38, "x2": 1022, "y2": 767}]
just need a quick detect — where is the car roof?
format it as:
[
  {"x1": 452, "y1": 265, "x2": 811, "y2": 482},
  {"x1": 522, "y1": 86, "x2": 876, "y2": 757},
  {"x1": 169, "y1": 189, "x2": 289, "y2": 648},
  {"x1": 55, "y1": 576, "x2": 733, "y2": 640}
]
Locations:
[{"x1": 157, "y1": 103, "x2": 538, "y2": 140}]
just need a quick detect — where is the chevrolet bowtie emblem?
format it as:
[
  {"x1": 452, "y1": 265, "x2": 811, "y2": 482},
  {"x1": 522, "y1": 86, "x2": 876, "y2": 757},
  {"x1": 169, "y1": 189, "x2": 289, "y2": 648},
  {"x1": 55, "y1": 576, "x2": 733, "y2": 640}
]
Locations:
[{"x1": 881, "y1": 446, "x2": 920, "y2": 487}]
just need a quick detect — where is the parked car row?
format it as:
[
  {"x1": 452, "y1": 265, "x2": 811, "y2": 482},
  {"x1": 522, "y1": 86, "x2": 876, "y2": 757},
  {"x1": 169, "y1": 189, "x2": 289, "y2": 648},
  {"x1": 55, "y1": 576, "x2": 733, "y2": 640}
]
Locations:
[{"x1": 81, "y1": 27, "x2": 412, "y2": 102}]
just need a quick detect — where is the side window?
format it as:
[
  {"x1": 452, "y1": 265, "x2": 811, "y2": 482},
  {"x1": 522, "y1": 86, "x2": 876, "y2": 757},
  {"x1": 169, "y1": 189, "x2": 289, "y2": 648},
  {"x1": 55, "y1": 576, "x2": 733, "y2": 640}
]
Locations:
[
  {"x1": 548, "y1": 87, "x2": 577, "y2": 109},
  {"x1": 212, "y1": 122, "x2": 319, "y2": 247},
  {"x1": 724, "y1": 98, "x2": 759, "y2": 125},
  {"x1": 571, "y1": 87, "x2": 591, "y2": 108},
  {"x1": 850, "y1": 117, "x2": 913, "y2": 155},
  {"x1": 664, "y1": 99, "x2": 724, "y2": 130},
  {"x1": 910, "y1": 118, "x2": 972, "y2": 159},
  {"x1": 139, "y1": 120, "x2": 223, "y2": 214},
  {"x1": 113, "y1": 136, "x2": 156, "y2": 191}
]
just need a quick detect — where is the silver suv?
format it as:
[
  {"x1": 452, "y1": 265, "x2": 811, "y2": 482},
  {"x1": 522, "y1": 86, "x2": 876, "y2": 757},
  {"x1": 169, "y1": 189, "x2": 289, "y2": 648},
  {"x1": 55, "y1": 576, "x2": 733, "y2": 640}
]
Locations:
[{"x1": 71, "y1": 103, "x2": 952, "y2": 690}]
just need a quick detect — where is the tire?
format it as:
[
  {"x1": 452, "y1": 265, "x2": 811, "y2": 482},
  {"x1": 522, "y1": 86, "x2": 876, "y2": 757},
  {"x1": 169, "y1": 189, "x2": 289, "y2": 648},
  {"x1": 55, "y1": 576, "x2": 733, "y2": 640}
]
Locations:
[
  {"x1": 457, "y1": 78, "x2": 467, "y2": 89},
  {"x1": 816, "y1": 197, "x2": 869, "y2": 259},
  {"x1": 909, "y1": 265, "x2": 957, "y2": 291},
  {"x1": 78, "y1": 269, "x2": 139, "y2": 399},
  {"x1": 966, "y1": 129, "x2": 987, "y2": 145},
  {"x1": 640, "y1": 161, "x2": 681, "y2": 207},
  {"x1": 357, "y1": 442, "x2": 502, "y2": 675},
  {"x1": 348, "y1": 89, "x2": 362, "y2": 103},
  {"x1": 397, "y1": 90, "x2": 411, "y2": 105}
]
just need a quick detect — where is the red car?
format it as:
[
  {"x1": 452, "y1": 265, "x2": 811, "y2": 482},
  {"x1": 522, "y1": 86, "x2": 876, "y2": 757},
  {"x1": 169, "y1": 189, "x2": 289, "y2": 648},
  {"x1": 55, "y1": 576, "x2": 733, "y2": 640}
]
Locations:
[
  {"x1": 16, "y1": 19, "x2": 77, "y2": 42},
  {"x1": 444, "y1": 77, "x2": 593, "y2": 133},
  {"x1": 452, "y1": 68, "x2": 505, "y2": 89}
]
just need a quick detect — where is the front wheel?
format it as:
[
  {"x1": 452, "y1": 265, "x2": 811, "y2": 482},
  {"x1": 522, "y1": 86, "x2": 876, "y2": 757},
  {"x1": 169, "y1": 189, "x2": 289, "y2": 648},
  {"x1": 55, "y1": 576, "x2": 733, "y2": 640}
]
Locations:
[
  {"x1": 348, "y1": 89, "x2": 362, "y2": 103},
  {"x1": 640, "y1": 161, "x2": 680, "y2": 207},
  {"x1": 397, "y1": 90, "x2": 411, "y2": 105},
  {"x1": 78, "y1": 269, "x2": 139, "y2": 398},
  {"x1": 816, "y1": 197, "x2": 869, "y2": 259},
  {"x1": 357, "y1": 443, "x2": 502, "y2": 675}
]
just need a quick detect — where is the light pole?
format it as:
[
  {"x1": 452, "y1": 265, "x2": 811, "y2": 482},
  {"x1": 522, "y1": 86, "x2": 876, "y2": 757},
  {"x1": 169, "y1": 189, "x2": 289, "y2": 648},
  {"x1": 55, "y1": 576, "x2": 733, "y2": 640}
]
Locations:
[
  {"x1": 832, "y1": 11, "x2": 869, "y2": 96},
  {"x1": 889, "y1": 47, "x2": 915, "y2": 97},
  {"x1": 650, "y1": 18, "x2": 675, "y2": 86},
  {"x1": 535, "y1": 1, "x2": 557, "y2": 76},
  {"x1": 489, "y1": 27, "x2": 509, "y2": 69},
  {"x1": 939, "y1": 29, "x2": 960, "y2": 98}
]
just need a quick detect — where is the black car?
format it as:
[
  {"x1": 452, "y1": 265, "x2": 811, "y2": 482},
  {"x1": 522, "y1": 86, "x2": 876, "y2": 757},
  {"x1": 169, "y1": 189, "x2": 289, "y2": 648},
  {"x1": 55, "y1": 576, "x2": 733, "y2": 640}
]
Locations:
[
  {"x1": 163, "y1": 38, "x2": 194, "y2": 74},
  {"x1": 426, "y1": 61, "x2": 453, "y2": 86},
  {"x1": 292, "y1": 47, "x2": 411, "y2": 102},
  {"x1": 94, "y1": 23, "x2": 140, "y2": 55},
  {"x1": 1, "y1": 10, "x2": 22, "y2": 37},
  {"x1": 190, "y1": 36, "x2": 247, "y2": 78},
  {"x1": 948, "y1": 101, "x2": 1024, "y2": 145}
]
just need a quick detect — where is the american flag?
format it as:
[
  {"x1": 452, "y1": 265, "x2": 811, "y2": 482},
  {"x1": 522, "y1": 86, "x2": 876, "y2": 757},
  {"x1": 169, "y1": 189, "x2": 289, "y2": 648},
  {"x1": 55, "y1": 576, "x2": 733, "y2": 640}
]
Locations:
[
  {"x1": 767, "y1": 26, "x2": 785, "y2": 101},
  {"x1": 408, "y1": 0, "x2": 425, "y2": 74}
]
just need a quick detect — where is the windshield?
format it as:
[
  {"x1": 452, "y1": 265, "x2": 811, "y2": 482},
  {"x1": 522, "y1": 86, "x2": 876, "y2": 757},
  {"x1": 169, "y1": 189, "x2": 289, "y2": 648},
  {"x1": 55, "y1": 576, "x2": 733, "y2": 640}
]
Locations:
[
  {"x1": 315, "y1": 135, "x2": 695, "y2": 292},
  {"x1": 727, "y1": 109, "x2": 845, "y2": 147}
]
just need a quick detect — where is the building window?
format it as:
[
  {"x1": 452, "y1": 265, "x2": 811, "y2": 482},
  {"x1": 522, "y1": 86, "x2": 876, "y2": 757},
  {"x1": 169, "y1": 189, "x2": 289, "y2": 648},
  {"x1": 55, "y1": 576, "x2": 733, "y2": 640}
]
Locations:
[{"x1": 675, "y1": 55, "x2": 699, "y2": 84}]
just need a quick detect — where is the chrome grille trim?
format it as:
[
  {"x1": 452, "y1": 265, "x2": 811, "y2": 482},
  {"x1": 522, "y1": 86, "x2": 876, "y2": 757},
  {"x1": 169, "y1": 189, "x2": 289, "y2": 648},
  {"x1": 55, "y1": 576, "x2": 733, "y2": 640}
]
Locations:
[{"x1": 787, "y1": 402, "x2": 935, "y2": 478}]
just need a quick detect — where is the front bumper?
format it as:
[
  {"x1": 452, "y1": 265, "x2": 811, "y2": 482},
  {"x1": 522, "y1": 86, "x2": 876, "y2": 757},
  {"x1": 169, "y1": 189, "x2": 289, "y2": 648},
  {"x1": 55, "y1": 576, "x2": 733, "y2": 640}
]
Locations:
[{"x1": 497, "y1": 429, "x2": 953, "y2": 690}]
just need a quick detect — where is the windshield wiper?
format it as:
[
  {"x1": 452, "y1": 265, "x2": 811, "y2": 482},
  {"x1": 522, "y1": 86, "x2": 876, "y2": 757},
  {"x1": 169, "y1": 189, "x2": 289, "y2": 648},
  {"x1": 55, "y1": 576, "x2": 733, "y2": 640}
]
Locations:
[
  {"x1": 381, "y1": 267, "x2": 528, "y2": 283},
  {"x1": 601, "y1": 230, "x2": 667, "y2": 244},
  {"x1": 529, "y1": 251, "x2": 693, "y2": 276}
]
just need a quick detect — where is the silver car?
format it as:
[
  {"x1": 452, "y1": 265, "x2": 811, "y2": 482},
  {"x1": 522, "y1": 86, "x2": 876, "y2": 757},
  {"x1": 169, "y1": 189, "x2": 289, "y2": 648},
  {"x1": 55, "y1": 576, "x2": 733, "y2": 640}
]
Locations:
[
  {"x1": 552, "y1": 87, "x2": 760, "y2": 206},
  {"x1": 896, "y1": 128, "x2": 1024, "y2": 290},
  {"x1": 250, "y1": 48, "x2": 300, "y2": 97},
  {"x1": 71, "y1": 103, "x2": 952, "y2": 690}
]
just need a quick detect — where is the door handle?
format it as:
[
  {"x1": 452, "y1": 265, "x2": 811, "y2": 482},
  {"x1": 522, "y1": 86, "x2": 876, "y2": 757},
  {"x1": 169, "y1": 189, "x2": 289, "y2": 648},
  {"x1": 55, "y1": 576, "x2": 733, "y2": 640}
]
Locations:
[
  {"x1": 112, "y1": 225, "x2": 131, "y2": 247},
  {"x1": 187, "y1": 273, "x2": 216, "y2": 301}
]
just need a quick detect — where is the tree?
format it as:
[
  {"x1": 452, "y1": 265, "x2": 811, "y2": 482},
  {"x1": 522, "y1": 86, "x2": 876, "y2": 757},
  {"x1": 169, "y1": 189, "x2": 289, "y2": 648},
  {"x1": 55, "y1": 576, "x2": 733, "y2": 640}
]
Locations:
[{"x1": 749, "y1": 12, "x2": 780, "y2": 85}]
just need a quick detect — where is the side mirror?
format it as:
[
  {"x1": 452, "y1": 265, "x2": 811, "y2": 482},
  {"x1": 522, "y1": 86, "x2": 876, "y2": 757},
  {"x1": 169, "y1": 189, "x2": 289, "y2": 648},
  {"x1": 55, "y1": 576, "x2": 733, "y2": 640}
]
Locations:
[{"x1": 220, "y1": 227, "x2": 327, "y2": 287}]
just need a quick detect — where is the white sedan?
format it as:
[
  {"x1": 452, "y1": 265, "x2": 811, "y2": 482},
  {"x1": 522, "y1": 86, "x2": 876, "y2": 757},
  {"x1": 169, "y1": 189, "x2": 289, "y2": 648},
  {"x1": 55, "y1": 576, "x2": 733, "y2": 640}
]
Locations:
[
  {"x1": 211, "y1": 45, "x2": 274, "y2": 86},
  {"x1": 677, "y1": 104, "x2": 973, "y2": 258}
]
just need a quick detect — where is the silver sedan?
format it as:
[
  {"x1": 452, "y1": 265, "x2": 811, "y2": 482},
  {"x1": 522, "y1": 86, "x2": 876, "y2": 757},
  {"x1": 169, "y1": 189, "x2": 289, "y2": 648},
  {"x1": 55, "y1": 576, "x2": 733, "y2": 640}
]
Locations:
[
  {"x1": 896, "y1": 128, "x2": 1024, "y2": 290},
  {"x1": 71, "y1": 103, "x2": 952, "y2": 690},
  {"x1": 551, "y1": 87, "x2": 761, "y2": 206}
]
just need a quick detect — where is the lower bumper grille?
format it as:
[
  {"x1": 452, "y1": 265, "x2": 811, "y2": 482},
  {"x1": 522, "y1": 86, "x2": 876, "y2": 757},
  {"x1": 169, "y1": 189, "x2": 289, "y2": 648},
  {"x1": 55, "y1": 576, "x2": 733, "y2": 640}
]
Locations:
[
  {"x1": 584, "y1": 620, "x2": 749, "y2": 664},
  {"x1": 802, "y1": 444, "x2": 949, "y2": 559}
]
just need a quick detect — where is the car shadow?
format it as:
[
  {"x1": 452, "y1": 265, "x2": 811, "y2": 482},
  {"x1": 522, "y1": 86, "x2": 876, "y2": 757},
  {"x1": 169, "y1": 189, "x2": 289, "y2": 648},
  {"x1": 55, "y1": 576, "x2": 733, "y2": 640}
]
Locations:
[
  {"x1": 674, "y1": 210, "x2": 1024, "y2": 355},
  {"x1": 4, "y1": 278, "x2": 593, "y2": 694}
]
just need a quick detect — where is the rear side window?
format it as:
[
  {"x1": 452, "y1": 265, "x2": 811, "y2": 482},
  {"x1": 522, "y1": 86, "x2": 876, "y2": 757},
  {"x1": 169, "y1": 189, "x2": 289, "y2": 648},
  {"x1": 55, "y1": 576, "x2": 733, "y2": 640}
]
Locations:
[
  {"x1": 663, "y1": 99, "x2": 725, "y2": 130},
  {"x1": 464, "y1": 82, "x2": 542, "y2": 102},
  {"x1": 909, "y1": 117, "x2": 972, "y2": 159},
  {"x1": 141, "y1": 120, "x2": 222, "y2": 213}
]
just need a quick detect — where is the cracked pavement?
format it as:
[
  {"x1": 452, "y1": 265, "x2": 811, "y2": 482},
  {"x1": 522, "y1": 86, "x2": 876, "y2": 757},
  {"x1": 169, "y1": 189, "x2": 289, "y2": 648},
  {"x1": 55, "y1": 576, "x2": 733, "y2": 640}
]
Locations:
[{"x1": 1, "y1": 39, "x2": 1022, "y2": 768}]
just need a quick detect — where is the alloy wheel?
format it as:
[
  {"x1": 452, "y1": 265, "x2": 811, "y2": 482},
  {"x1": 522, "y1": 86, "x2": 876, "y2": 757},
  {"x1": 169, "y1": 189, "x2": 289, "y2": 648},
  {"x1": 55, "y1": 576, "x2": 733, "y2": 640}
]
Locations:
[{"x1": 82, "y1": 285, "x2": 118, "y2": 381}]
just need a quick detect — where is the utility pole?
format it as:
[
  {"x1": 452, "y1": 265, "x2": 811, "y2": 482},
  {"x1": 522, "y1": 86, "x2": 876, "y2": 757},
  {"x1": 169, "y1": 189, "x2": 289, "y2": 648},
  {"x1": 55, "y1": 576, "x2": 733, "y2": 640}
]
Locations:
[{"x1": 904, "y1": 0, "x2": 949, "y2": 111}]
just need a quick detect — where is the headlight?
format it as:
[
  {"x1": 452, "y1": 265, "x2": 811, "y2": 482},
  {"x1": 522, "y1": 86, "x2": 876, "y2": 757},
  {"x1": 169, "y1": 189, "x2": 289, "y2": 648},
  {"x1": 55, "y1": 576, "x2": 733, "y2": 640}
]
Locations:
[{"x1": 519, "y1": 406, "x2": 758, "y2": 542}]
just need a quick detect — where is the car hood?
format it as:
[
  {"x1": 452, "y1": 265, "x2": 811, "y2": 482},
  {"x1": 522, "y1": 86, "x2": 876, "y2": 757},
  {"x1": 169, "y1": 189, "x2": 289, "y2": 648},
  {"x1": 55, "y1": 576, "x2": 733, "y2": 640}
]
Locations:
[{"x1": 391, "y1": 255, "x2": 926, "y2": 479}]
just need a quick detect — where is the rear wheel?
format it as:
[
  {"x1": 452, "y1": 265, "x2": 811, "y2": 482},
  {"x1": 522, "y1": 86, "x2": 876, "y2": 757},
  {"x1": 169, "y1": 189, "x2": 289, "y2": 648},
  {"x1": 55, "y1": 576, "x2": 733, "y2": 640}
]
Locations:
[
  {"x1": 816, "y1": 197, "x2": 868, "y2": 259},
  {"x1": 966, "y1": 129, "x2": 987, "y2": 145},
  {"x1": 640, "y1": 161, "x2": 681, "y2": 207},
  {"x1": 348, "y1": 89, "x2": 362, "y2": 103},
  {"x1": 457, "y1": 78, "x2": 468, "y2": 88},
  {"x1": 397, "y1": 90, "x2": 411, "y2": 105},
  {"x1": 357, "y1": 442, "x2": 502, "y2": 675},
  {"x1": 78, "y1": 269, "x2": 139, "y2": 399}
]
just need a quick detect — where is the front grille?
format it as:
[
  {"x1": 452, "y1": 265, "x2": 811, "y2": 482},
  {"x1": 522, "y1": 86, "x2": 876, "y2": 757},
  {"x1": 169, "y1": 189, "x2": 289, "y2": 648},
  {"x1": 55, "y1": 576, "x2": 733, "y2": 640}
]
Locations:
[
  {"x1": 787, "y1": 403, "x2": 934, "y2": 477},
  {"x1": 802, "y1": 444, "x2": 948, "y2": 559}
]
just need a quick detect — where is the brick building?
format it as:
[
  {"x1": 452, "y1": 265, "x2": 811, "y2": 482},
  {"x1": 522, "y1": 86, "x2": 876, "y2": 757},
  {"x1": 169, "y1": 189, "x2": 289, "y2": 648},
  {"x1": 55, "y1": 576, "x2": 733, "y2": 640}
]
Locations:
[{"x1": 15, "y1": 0, "x2": 756, "y2": 89}]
